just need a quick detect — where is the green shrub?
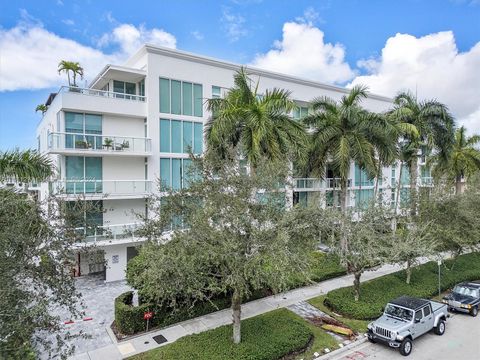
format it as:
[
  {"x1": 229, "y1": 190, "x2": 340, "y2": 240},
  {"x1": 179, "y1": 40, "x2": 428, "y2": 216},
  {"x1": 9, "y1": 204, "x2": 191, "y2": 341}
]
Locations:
[
  {"x1": 128, "y1": 309, "x2": 312, "y2": 360},
  {"x1": 324, "y1": 252, "x2": 480, "y2": 320}
]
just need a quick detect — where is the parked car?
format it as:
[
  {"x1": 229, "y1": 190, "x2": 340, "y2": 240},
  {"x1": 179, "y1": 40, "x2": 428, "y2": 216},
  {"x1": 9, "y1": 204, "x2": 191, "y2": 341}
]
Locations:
[
  {"x1": 367, "y1": 296, "x2": 449, "y2": 356},
  {"x1": 442, "y1": 281, "x2": 480, "y2": 317}
]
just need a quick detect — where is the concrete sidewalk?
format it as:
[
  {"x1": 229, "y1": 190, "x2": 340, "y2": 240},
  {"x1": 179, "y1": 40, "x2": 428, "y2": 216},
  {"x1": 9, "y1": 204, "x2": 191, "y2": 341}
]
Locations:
[{"x1": 72, "y1": 262, "x2": 408, "y2": 359}]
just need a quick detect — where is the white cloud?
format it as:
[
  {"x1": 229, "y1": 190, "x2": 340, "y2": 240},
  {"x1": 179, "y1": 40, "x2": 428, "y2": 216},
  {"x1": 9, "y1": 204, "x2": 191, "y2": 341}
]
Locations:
[
  {"x1": 349, "y1": 31, "x2": 480, "y2": 134},
  {"x1": 61, "y1": 19, "x2": 75, "y2": 26},
  {"x1": 0, "y1": 14, "x2": 176, "y2": 91},
  {"x1": 221, "y1": 9, "x2": 248, "y2": 42},
  {"x1": 191, "y1": 30, "x2": 204, "y2": 40},
  {"x1": 250, "y1": 20, "x2": 355, "y2": 84}
]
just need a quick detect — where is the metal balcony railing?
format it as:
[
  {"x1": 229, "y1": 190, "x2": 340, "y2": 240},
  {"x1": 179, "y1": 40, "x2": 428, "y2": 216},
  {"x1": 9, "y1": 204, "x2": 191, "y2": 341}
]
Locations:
[
  {"x1": 74, "y1": 222, "x2": 143, "y2": 243},
  {"x1": 50, "y1": 180, "x2": 152, "y2": 196},
  {"x1": 48, "y1": 132, "x2": 151, "y2": 153},
  {"x1": 59, "y1": 86, "x2": 146, "y2": 102},
  {"x1": 294, "y1": 178, "x2": 352, "y2": 190}
]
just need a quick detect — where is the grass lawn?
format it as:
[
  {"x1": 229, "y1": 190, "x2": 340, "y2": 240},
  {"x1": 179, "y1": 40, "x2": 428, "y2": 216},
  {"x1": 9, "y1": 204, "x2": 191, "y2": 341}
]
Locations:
[
  {"x1": 293, "y1": 319, "x2": 340, "y2": 360},
  {"x1": 128, "y1": 309, "x2": 315, "y2": 360},
  {"x1": 308, "y1": 295, "x2": 369, "y2": 334}
]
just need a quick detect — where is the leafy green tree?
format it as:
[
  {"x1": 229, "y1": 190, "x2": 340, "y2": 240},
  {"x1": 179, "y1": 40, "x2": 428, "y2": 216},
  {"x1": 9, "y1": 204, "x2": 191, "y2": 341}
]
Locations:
[
  {"x1": 430, "y1": 126, "x2": 480, "y2": 194},
  {"x1": 304, "y1": 85, "x2": 391, "y2": 214},
  {"x1": 318, "y1": 202, "x2": 391, "y2": 301},
  {"x1": 389, "y1": 92, "x2": 454, "y2": 214},
  {"x1": 127, "y1": 155, "x2": 316, "y2": 344},
  {"x1": 58, "y1": 60, "x2": 84, "y2": 87},
  {"x1": 205, "y1": 68, "x2": 307, "y2": 171},
  {"x1": 0, "y1": 189, "x2": 84, "y2": 359},
  {"x1": 35, "y1": 104, "x2": 48, "y2": 115},
  {"x1": 0, "y1": 149, "x2": 53, "y2": 183}
]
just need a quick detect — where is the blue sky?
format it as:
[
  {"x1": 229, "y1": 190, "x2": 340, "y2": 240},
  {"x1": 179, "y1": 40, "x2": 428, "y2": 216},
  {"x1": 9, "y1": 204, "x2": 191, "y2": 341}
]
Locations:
[{"x1": 1, "y1": 0, "x2": 480, "y2": 150}]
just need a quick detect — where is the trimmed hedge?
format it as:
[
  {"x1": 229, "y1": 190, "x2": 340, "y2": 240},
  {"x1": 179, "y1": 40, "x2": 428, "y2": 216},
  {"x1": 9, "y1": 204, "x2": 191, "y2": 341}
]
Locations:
[
  {"x1": 116, "y1": 252, "x2": 344, "y2": 335},
  {"x1": 324, "y1": 252, "x2": 480, "y2": 320},
  {"x1": 128, "y1": 308, "x2": 312, "y2": 360}
]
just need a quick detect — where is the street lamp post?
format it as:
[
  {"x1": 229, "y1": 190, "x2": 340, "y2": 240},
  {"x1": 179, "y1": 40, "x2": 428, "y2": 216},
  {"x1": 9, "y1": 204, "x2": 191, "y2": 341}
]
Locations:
[{"x1": 437, "y1": 259, "x2": 442, "y2": 297}]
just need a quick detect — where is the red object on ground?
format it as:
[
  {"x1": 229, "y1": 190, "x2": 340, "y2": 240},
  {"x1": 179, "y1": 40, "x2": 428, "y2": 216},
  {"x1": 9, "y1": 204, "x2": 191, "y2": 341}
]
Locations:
[
  {"x1": 83, "y1": 317, "x2": 93, "y2": 321},
  {"x1": 64, "y1": 320, "x2": 74, "y2": 325},
  {"x1": 144, "y1": 311, "x2": 153, "y2": 320}
]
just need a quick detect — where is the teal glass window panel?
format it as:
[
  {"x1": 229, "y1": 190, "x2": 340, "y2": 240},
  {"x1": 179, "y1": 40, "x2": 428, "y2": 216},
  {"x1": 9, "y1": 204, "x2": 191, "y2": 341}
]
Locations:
[
  {"x1": 194, "y1": 84, "x2": 203, "y2": 117},
  {"x1": 160, "y1": 119, "x2": 171, "y2": 152},
  {"x1": 193, "y1": 122, "x2": 203, "y2": 154},
  {"x1": 85, "y1": 200, "x2": 103, "y2": 236},
  {"x1": 160, "y1": 159, "x2": 170, "y2": 189},
  {"x1": 212, "y1": 86, "x2": 221, "y2": 98},
  {"x1": 125, "y1": 82, "x2": 136, "y2": 95},
  {"x1": 85, "y1": 157, "x2": 102, "y2": 193},
  {"x1": 159, "y1": 78, "x2": 170, "y2": 113},
  {"x1": 293, "y1": 108, "x2": 300, "y2": 119},
  {"x1": 65, "y1": 112, "x2": 84, "y2": 148},
  {"x1": 401, "y1": 165, "x2": 410, "y2": 185},
  {"x1": 182, "y1": 82, "x2": 193, "y2": 116},
  {"x1": 66, "y1": 156, "x2": 84, "y2": 194},
  {"x1": 85, "y1": 114, "x2": 102, "y2": 149},
  {"x1": 183, "y1": 121, "x2": 193, "y2": 153},
  {"x1": 113, "y1": 80, "x2": 124, "y2": 93},
  {"x1": 300, "y1": 107, "x2": 309, "y2": 118},
  {"x1": 183, "y1": 159, "x2": 193, "y2": 188},
  {"x1": 172, "y1": 159, "x2": 181, "y2": 190},
  {"x1": 171, "y1": 120, "x2": 182, "y2": 153},
  {"x1": 171, "y1": 80, "x2": 182, "y2": 115},
  {"x1": 139, "y1": 80, "x2": 145, "y2": 96}
]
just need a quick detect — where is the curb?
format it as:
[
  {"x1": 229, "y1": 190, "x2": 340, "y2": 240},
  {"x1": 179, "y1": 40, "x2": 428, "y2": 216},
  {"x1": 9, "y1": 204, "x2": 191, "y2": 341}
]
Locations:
[{"x1": 320, "y1": 336, "x2": 368, "y2": 360}]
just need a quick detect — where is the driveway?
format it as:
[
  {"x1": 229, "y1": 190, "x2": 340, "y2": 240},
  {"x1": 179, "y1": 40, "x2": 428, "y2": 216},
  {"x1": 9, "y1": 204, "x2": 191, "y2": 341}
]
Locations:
[
  {"x1": 45, "y1": 275, "x2": 132, "y2": 358},
  {"x1": 329, "y1": 311, "x2": 480, "y2": 360}
]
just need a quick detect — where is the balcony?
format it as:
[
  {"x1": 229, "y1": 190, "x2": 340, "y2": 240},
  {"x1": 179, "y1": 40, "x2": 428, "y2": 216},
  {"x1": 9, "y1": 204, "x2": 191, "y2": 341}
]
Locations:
[
  {"x1": 420, "y1": 177, "x2": 434, "y2": 186},
  {"x1": 74, "y1": 222, "x2": 144, "y2": 245},
  {"x1": 294, "y1": 178, "x2": 352, "y2": 190},
  {"x1": 50, "y1": 180, "x2": 152, "y2": 199},
  {"x1": 47, "y1": 132, "x2": 151, "y2": 156},
  {"x1": 49, "y1": 86, "x2": 147, "y2": 118}
]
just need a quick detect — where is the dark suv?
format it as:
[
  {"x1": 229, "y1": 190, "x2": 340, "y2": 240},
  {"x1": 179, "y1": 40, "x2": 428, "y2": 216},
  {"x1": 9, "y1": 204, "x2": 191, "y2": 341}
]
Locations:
[{"x1": 442, "y1": 282, "x2": 480, "y2": 317}]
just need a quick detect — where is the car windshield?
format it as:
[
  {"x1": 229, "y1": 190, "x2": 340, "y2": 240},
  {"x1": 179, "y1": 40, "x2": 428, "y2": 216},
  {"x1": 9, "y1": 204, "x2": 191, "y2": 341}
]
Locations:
[
  {"x1": 384, "y1": 304, "x2": 413, "y2": 321},
  {"x1": 453, "y1": 286, "x2": 478, "y2": 298}
]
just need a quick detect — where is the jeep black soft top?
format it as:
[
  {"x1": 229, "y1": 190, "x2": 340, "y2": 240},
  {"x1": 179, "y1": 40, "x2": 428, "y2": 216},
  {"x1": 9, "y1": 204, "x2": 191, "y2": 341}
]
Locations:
[{"x1": 389, "y1": 296, "x2": 430, "y2": 311}]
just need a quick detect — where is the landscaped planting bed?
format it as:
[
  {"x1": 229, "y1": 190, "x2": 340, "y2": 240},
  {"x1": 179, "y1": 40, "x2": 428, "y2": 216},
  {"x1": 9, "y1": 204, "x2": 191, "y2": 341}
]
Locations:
[
  {"x1": 115, "y1": 252, "x2": 344, "y2": 336},
  {"x1": 127, "y1": 309, "x2": 313, "y2": 360},
  {"x1": 323, "y1": 252, "x2": 480, "y2": 320}
]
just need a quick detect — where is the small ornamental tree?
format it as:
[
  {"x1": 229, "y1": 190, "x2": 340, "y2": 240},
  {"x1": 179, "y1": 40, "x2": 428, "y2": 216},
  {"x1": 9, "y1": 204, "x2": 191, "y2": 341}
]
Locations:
[
  {"x1": 319, "y1": 202, "x2": 391, "y2": 301},
  {"x1": 0, "y1": 189, "x2": 87, "y2": 359},
  {"x1": 127, "y1": 155, "x2": 316, "y2": 344}
]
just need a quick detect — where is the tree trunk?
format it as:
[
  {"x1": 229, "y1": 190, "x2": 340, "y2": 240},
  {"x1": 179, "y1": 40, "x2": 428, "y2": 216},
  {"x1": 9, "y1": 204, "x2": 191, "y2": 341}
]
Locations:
[
  {"x1": 409, "y1": 156, "x2": 418, "y2": 216},
  {"x1": 392, "y1": 163, "x2": 403, "y2": 232},
  {"x1": 340, "y1": 177, "x2": 348, "y2": 213},
  {"x1": 374, "y1": 162, "x2": 381, "y2": 200},
  {"x1": 353, "y1": 271, "x2": 362, "y2": 302},
  {"x1": 285, "y1": 163, "x2": 293, "y2": 210},
  {"x1": 232, "y1": 289, "x2": 242, "y2": 344},
  {"x1": 406, "y1": 258, "x2": 412, "y2": 284},
  {"x1": 455, "y1": 175, "x2": 463, "y2": 195},
  {"x1": 67, "y1": 71, "x2": 71, "y2": 86}
]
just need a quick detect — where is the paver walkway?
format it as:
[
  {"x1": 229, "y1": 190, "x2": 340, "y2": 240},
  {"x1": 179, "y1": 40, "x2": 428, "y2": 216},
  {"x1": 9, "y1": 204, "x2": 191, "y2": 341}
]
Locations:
[{"x1": 72, "y1": 262, "x2": 411, "y2": 359}]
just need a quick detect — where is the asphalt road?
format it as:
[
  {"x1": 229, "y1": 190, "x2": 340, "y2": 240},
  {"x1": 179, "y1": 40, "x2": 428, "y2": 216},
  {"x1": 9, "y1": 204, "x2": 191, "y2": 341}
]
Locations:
[{"x1": 331, "y1": 311, "x2": 480, "y2": 360}]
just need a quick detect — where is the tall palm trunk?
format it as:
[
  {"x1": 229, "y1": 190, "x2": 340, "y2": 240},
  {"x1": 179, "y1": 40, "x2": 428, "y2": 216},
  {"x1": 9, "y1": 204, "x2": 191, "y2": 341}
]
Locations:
[
  {"x1": 232, "y1": 289, "x2": 242, "y2": 344},
  {"x1": 374, "y1": 162, "x2": 381, "y2": 199},
  {"x1": 455, "y1": 175, "x2": 463, "y2": 195},
  {"x1": 393, "y1": 163, "x2": 403, "y2": 232},
  {"x1": 340, "y1": 177, "x2": 348, "y2": 213},
  {"x1": 285, "y1": 163, "x2": 294, "y2": 210},
  {"x1": 409, "y1": 156, "x2": 419, "y2": 216}
]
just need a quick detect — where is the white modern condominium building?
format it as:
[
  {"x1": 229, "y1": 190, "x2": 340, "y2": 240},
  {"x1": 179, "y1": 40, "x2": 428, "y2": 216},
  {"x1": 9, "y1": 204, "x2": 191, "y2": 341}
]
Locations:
[{"x1": 36, "y1": 45, "x2": 432, "y2": 282}]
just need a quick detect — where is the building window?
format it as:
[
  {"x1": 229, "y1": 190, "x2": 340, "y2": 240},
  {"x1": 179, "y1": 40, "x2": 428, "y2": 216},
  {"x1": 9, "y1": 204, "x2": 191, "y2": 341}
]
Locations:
[
  {"x1": 400, "y1": 165, "x2": 410, "y2": 185},
  {"x1": 355, "y1": 189, "x2": 374, "y2": 208},
  {"x1": 113, "y1": 80, "x2": 136, "y2": 98},
  {"x1": 212, "y1": 86, "x2": 222, "y2": 98},
  {"x1": 65, "y1": 112, "x2": 102, "y2": 149},
  {"x1": 293, "y1": 106, "x2": 309, "y2": 120},
  {"x1": 159, "y1": 119, "x2": 203, "y2": 154},
  {"x1": 65, "y1": 156, "x2": 102, "y2": 194},
  {"x1": 354, "y1": 164, "x2": 374, "y2": 187},
  {"x1": 159, "y1": 78, "x2": 203, "y2": 117},
  {"x1": 159, "y1": 158, "x2": 194, "y2": 190}
]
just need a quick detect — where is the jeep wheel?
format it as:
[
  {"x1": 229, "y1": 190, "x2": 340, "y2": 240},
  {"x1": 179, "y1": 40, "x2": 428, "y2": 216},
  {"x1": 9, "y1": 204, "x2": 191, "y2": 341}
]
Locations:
[
  {"x1": 399, "y1": 338, "x2": 412, "y2": 356},
  {"x1": 470, "y1": 307, "x2": 478, "y2": 317},
  {"x1": 434, "y1": 320, "x2": 446, "y2": 335}
]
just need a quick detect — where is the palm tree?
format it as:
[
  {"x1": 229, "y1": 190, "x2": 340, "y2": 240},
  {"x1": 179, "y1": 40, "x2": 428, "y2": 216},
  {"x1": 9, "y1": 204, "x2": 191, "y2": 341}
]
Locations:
[
  {"x1": 35, "y1": 104, "x2": 48, "y2": 115},
  {"x1": 0, "y1": 149, "x2": 53, "y2": 183},
  {"x1": 430, "y1": 126, "x2": 480, "y2": 194},
  {"x1": 388, "y1": 92, "x2": 454, "y2": 214},
  {"x1": 58, "y1": 60, "x2": 84, "y2": 87},
  {"x1": 205, "y1": 68, "x2": 307, "y2": 171},
  {"x1": 304, "y1": 85, "x2": 391, "y2": 213}
]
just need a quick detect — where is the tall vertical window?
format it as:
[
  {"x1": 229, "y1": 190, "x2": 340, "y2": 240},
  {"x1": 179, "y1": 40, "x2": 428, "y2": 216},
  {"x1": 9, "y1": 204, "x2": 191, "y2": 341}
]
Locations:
[
  {"x1": 293, "y1": 105, "x2": 309, "y2": 120},
  {"x1": 65, "y1": 112, "x2": 102, "y2": 149},
  {"x1": 354, "y1": 164, "x2": 374, "y2": 187},
  {"x1": 65, "y1": 156, "x2": 102, "y2": 194},
  {"x1": 159, "y1": 78, "x2": 203, "y2": 117},
  {"x1": 160, "y1": 158, "x2": 170, "y2": 188},
  {"x1": 159, "y1": 158, "x2": 195, "y2": 190},
  {"x1": 159, "y1": 119, "x2": 203, "y2": 154},
  {"x1": 212, "y1": 86, "x2": 221, "y2": 98}
]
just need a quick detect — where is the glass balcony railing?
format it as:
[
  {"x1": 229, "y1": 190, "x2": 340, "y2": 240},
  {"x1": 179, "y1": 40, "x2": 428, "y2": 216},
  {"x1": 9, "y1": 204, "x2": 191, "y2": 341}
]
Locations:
[
  {"x1": 74, "y1": 222, "x2": 143, "y2": 243},
  {"x1": 294, "y1": 178, "x2": 352, "y2": 190},
  {"x1": 420, "y1": 177, "x2": 434, "y2": 186},
  {"x1": 59, "y1": 86, "x2": 146, "y2": 102},
  {"x1": 48, "y1": 132, "x2": 151, "y2": 154},
  {"x1": 50, "y1": 180, "x2": 152, "y2": 196}
]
